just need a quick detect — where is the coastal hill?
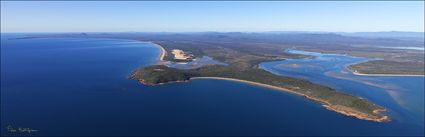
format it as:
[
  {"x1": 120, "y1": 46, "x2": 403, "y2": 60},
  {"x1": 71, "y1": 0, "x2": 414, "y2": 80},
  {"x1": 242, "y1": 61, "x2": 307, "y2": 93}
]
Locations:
[
  {"x1": 125, "y1": 36, "x2": 393, "y2": 122},
  {"x1": 129, "y1": 64, "x2": 389, "y2": 122},
  {"x1": 27, "y1": 32, "x2": 425, "y2": 122}
]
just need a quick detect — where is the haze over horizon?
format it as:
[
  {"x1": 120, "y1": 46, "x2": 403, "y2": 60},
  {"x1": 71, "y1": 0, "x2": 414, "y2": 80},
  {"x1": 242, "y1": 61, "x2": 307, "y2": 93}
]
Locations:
[{"x1": 1, "y1": 1, "x2": 424, "y2": 32}]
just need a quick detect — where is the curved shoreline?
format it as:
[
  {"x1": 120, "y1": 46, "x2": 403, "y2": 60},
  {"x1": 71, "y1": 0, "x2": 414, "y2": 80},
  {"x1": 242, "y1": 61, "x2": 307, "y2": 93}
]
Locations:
[
  {"x1": 351, "y1": 71, "x2": 425, "y2": 77},
  {"x1": 344, "y1": 59, "x2": 424, "y2": 77},
  {"x1": 190, "y1": 77, "x2": 390, "y2": 122},
  {"x1": 149, "y1": 42, "x2": 166, "y2": 61},
  {"x1": 297, "y1": 49, "x2": 424, "y2": 77},
  {"x1": 144, "y1": 43, "x2": 390, "y2": 122}
]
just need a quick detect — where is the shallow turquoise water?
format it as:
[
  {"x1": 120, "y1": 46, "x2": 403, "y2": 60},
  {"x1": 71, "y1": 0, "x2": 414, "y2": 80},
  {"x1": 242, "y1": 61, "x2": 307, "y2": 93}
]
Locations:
[
  {"x1": 260, "y1": 49, "x2": 424, "y2": 128},
  {"x1": 1, "y1": 35, "x2": 424, "y2": 136}
]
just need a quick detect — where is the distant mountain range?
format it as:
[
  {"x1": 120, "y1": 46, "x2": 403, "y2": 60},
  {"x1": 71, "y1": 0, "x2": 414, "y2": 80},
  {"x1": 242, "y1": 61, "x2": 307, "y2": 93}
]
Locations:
[
  {"x1": 261, "y1": 31, "x2": 424, "y2": 41},
  {"x1": 23, "y1": 31, "x2": 425, "y2": 48},
  {"x1": 336, "y1": 31, "x2": 424, "y2": 42}
]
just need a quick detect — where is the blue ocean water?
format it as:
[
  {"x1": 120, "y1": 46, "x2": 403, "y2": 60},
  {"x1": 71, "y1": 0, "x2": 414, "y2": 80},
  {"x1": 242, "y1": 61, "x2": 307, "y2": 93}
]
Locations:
[
  {"x1": 1, "y1": 35, "x2": 424, "y2": 136},
  {"x1": 260, "y1": 49, "x2": 424, "y2": 133}
]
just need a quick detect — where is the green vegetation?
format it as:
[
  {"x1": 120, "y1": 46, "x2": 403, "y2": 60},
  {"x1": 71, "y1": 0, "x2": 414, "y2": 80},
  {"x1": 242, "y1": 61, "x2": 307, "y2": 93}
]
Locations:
[
  {"x1": 129, "y1": 39, "x2": 389, "y2": 121},
  {"x1": 26, "y1": 32, "x2": 422, "y2": 121},
  {"x1": 130, "y1": 65, "x2": 195, "y2": 84},
  {"x1": 35, "y1": 32, "x2": 423, "y2": 75},
  {"x1": 306, "y1": 48, "x2": 424, "y2": 75},
  {"x1": 130, "y1": 64, "x2": 386, "y2": 119},
  {"x1": 348, "y1": 60, "x2": 425, "y2": 75},
  {"x1": 36, "y1": 32, "x2": 424, "y2": 121}
]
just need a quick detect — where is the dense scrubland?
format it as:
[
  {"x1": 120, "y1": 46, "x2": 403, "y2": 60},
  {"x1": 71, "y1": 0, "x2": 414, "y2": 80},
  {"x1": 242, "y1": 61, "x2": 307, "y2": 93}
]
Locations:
[{"x1": 29, "y1": 32, "x2": 424, "y2": 121}]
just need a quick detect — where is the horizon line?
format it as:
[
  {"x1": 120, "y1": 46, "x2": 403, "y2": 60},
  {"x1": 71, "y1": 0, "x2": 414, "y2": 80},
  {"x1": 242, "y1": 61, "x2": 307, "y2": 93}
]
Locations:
[{"x1": 1, "y1": 30, "x2": 424, "y2": 33}]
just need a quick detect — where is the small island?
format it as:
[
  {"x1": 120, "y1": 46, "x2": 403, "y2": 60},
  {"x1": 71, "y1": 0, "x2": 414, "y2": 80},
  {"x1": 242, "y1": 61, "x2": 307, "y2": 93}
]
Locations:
[{"x1": 130, "y1": 42, "x2": 390, "y2": 122}]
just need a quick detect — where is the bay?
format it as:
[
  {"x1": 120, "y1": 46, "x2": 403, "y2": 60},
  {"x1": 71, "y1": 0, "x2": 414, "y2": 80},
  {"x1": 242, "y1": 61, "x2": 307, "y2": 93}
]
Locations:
[{"x1": 1, "y1": 35, "x2": 423, "y2": 136}]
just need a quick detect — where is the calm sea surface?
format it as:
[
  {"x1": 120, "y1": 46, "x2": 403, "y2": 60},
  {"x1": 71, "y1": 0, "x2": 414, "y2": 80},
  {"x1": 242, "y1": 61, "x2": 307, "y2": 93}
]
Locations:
[{"x1": 1, "y1": 35, "x2": 424, "y2": 136}]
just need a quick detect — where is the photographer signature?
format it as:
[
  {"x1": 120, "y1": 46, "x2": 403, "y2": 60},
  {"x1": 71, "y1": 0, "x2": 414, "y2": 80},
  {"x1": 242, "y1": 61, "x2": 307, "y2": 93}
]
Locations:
[{"x1": 6, "y1": 125, "x2": 38, "y2": 133}]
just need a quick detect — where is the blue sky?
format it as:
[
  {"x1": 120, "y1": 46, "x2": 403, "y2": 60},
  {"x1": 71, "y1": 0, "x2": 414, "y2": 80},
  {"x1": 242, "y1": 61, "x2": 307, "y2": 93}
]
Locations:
[{"x1": 1, "y1": 1, "x2": 424, "y2": 32}]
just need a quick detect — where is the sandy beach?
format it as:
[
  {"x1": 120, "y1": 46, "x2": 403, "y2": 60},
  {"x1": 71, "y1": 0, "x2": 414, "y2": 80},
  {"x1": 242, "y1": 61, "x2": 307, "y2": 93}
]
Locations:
[
  {"x1": 144, "y1": 43, "x2": 390, "y2": 122},
  {"x1": 190, "y1": 77, "x2": 390, "y2": 122},
  {"x1": 352, "y1": 71, "x2": 424, "y2": 77},
  {"x1": 149, "y1": 42, "x2": 166, "y2": 61},
  {"x1": 171, "y1": 49, "x2": 192, "y2": 60}
]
